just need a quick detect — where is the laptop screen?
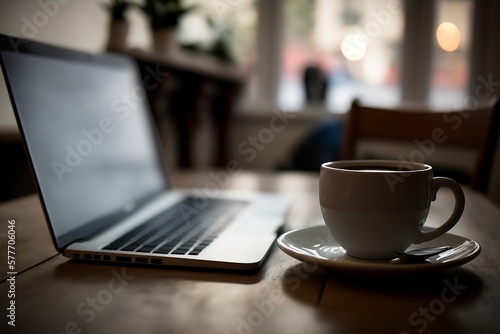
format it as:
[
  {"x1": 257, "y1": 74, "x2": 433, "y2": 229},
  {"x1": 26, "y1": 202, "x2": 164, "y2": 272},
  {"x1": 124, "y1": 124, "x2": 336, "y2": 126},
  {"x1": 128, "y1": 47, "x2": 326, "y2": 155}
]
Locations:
[{"x1": 1, "y1": 51, "x2": 168, "y2": 249}]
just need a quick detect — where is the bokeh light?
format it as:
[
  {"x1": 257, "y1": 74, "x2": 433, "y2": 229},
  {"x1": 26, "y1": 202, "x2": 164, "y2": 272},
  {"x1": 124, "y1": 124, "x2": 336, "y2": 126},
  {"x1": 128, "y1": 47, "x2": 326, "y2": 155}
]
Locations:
[
  {"x1": 340, "y1": 34, "x2": 367, "y2": 61},
  {"x1": 436, "y1": 22, "x2": 461, "y2": 52}
]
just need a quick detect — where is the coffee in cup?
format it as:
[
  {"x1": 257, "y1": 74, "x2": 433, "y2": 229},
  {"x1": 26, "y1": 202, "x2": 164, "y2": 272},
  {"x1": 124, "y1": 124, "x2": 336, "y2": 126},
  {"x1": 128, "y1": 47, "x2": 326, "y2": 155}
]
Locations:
[{"x1": 319, "y1": 160, "x2": 465, "y2": 259}]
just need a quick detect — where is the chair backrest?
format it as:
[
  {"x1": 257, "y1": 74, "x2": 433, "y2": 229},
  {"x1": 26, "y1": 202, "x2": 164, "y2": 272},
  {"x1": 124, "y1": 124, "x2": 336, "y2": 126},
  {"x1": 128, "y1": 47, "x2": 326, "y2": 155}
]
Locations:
[{"x1": 341, "y1": 98, "x2": 500, "y2": 192}]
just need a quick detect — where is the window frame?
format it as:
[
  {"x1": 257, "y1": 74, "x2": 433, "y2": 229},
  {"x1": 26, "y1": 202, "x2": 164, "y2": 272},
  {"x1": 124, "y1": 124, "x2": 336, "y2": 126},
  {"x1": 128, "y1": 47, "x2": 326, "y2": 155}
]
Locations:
[{"x1": 252, "y1": 0, "x2": 492, "y2": 112}]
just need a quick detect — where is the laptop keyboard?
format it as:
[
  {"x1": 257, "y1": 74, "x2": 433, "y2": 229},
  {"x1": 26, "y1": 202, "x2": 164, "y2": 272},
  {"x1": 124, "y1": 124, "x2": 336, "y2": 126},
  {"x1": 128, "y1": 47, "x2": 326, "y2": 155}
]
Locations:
[{"x1": 102, "y1": 197, "x2": 247, "y2": 256}]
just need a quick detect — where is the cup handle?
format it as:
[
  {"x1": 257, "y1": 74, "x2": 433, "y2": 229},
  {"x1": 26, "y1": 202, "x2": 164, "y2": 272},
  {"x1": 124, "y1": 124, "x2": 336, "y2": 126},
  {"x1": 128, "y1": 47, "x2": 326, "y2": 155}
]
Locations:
[{"x1": 413, "y1": 177, "x2": 465, "y2": 244}]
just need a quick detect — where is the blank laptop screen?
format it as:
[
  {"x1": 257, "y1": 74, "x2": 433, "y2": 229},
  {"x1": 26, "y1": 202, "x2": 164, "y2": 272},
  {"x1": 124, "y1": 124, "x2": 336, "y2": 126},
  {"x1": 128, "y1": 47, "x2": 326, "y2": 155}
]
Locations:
[{"x1": 1, "y1": 51, "x2": 167, "y2": 248}]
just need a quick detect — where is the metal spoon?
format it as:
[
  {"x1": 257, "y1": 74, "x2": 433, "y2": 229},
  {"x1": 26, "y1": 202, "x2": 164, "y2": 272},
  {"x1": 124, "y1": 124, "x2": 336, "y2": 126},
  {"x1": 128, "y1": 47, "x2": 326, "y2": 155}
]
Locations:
[{"x1": 390, "y1": 246, "x2": 452, "y2": 264}]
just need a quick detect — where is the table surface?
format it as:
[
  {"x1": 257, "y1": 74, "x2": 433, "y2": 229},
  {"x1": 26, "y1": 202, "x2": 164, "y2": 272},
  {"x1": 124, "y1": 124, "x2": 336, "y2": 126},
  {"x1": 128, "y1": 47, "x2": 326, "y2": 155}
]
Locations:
[{"x1": 1, "y1": 170, "x2": 499, "y2": 334}]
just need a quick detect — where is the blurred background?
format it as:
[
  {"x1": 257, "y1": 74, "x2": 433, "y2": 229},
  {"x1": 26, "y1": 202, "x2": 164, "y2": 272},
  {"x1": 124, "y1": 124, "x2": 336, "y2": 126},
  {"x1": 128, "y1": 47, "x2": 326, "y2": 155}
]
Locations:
[{"x1": 1, "y1": 0, "x2": 499, "y2": 204}]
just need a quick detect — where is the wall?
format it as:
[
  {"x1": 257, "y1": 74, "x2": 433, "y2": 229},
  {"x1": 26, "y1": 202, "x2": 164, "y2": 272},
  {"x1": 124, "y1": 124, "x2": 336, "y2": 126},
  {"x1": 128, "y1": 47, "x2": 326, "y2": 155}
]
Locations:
[
  {"x1": 192, "y1": 109, "x2": 340, "y2": 170},
  {"x1": 0, "y1": 0, "x2": 151, "y2": 52},
  {"x1": 0, "y1": 0, "x2": 150, "y2": 129}
]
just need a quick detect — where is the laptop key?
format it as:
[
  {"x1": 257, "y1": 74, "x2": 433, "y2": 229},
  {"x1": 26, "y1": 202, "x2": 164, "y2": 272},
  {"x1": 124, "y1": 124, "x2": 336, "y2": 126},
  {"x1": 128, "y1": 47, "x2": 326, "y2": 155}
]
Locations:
[
  {"x1": 120, "y1": 242, "x2": 143, "y2": 252},
  {"x1": 135, "y1": 245, "x2": 157, "y2": 253},
  {"x1": 171, "y1": 247, "x2": 192, "y2": 255},
  {"x1": 105, "y1": 197, "x2": 248, "y2": 256}
]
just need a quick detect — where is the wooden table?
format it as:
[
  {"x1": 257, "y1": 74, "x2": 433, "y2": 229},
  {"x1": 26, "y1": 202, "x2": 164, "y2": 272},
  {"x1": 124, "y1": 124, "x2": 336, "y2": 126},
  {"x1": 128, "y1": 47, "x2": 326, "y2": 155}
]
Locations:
[{"x1": 1, "y1": 171, "x2": 499, "y2": 334}]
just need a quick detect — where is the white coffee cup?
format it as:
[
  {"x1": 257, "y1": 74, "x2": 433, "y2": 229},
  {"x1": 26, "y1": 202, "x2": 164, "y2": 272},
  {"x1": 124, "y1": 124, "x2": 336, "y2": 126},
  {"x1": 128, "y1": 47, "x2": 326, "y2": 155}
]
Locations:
[{"x1": 319, "y1": 160, "x2": 465, "y2": 259}]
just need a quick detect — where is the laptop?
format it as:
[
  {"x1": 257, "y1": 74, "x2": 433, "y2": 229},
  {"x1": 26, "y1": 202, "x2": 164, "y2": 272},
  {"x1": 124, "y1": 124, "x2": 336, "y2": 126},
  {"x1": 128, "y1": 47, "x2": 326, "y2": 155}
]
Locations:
[{"x1": 0, "y1": 41, "x2": 289, "y2": 271}]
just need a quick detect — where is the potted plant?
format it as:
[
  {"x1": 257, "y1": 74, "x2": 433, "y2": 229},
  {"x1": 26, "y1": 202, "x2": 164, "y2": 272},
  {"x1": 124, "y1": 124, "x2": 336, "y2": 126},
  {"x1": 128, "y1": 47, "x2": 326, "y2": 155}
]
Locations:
[
  {"x1": 103, "y1": 0, "x2": 133, "y2": 51},
  {"x1": 181, "y1": 15, "x2": 235, "y2": 64},
  {"x1": 137, "y1": 0, "x2": 196, "y2": 54}
]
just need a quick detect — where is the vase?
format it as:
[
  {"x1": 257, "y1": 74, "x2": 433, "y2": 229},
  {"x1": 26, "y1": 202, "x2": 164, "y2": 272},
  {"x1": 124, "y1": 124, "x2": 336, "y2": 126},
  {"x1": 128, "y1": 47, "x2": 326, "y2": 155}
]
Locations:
[
  {"x1": 106, "y1": 20, "x2": 129, "y2": 52},
  {"x1": 152, "y1": 28, "x2": 178, "y2": 55}
]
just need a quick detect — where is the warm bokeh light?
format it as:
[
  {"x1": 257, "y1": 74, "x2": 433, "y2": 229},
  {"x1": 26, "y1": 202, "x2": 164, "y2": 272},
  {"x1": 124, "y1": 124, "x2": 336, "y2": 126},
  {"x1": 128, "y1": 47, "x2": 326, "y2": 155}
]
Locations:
[
  {"x1": 436, "y1": 22, "x2": 461, "y2": 52},
  {"x1": 340, "y1": 34, "x2": 366, "y2": 61}
]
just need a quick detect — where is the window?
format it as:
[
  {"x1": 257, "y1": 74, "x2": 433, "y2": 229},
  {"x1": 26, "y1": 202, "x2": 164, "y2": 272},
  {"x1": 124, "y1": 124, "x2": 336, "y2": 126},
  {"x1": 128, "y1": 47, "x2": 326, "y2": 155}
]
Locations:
[
  {"x1": 179, "y1": 0, "x2": 257, "y2": 65},
  {"x1": 430, "y1": 0, "x2": 473, "y2": 108},
  {"x1": 279, "y1": 0, "x2": 404, "y2": 112},
  {"x1": 179, "y1": 0, "x2": 257, "y2": 105},
  {"x1": 177, "y1": 0, "x2": 477, "y2": 113}
]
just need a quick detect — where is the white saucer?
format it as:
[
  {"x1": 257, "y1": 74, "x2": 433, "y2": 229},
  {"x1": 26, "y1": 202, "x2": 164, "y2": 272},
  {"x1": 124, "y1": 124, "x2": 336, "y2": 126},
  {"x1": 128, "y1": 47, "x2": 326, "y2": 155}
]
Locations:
[{"x1": 277, "y1": 226, "x2": 480, "y2": 277}]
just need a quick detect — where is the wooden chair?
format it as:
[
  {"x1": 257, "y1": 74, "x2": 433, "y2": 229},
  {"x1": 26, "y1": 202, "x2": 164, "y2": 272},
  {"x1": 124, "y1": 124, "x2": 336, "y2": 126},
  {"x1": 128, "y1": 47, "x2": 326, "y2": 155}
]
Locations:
[{"x1": 341, "y1": 98, "x2": 500, "y2": 193}]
